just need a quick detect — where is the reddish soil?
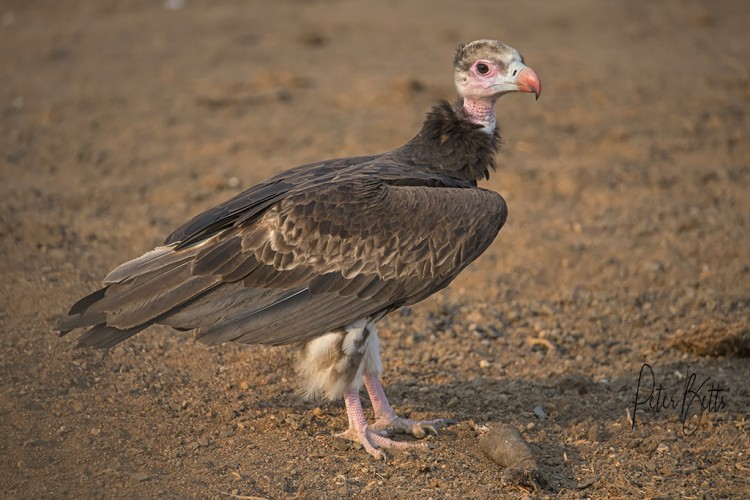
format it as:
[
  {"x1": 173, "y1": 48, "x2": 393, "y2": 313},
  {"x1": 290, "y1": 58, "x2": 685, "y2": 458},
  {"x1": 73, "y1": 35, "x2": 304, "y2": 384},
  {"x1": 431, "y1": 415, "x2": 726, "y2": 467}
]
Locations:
[{"x1": 2, "y1": 0, "x2": 749, "y2": 498}]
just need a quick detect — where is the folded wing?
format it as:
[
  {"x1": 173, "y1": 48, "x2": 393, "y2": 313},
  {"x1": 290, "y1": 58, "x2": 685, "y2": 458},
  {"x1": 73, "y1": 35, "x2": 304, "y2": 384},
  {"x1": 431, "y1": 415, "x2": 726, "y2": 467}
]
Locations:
[{"x1": 59, "y1": 169, "x2": 507, "y2": 348}]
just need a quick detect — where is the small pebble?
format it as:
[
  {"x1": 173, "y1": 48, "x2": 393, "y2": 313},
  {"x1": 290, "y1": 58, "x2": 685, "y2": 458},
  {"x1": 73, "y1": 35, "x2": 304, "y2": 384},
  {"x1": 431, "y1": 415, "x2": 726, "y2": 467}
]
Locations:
[
  {"x1": 331, "y1": 439, "x2": 349, "y2": 451},
  {"x1": 588, "y1": 424, "x2": 601, "y2": 442},
  {"x1": 131, "y1": 472, "x2": 151, "y2": 482},
  {"x1": 219, "y1": 426, "x2": 235, "y2": 439},
  {"x1": 533, "y1": 406, "x2": 547, "y2": 421}
]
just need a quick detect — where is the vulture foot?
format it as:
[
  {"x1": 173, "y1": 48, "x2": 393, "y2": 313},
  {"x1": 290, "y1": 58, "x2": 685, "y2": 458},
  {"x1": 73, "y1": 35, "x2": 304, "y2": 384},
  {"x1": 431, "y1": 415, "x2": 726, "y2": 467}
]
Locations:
[
  {"x1": 335, "y1": 425, "x2": 427, "y2": 460},
  {"x1": 370, "y1": 415, "x2": 456, "y2": 439},
  {"x1": 340, "y1": 389, "x2": 428, "y2": 460},
  {"x1": 363, "y1": 374, "x2": 456, "y2": 438}
]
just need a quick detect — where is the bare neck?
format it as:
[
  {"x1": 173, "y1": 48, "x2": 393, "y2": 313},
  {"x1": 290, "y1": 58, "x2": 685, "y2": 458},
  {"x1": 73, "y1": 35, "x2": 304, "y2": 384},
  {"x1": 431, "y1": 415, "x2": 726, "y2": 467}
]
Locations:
[{"x1": 462, "y1": 97, "x2": 497, "y2": 135}]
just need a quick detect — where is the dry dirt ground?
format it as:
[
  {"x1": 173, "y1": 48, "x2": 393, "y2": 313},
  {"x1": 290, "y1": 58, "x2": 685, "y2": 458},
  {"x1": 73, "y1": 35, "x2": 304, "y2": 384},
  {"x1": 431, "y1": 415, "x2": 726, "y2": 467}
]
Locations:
[{"x1": 1, "y1": 0, "x2": 749, "y2": 498}]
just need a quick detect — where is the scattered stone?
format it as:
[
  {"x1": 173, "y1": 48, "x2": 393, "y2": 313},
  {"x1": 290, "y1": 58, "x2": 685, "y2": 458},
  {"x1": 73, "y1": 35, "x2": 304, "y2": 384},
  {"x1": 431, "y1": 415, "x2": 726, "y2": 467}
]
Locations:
[
  {"x1": 24, "y1": 438, "x2": 47, "y2": 447},
  {"x1": 131, "y1": 472, "x2": 151, "y2": 482},
  {"x1": 588, "y1": 424, "x2": 602, "y2": 442},
  {"x1": 466, "y1": 310, "x2": 483, "y2": 324},
  {"x1": 296, "y1": 32, "x2": 327, "y2": 48},
  {"x1": 576, "y1": 476, "x2": 598, "y2": 489},
  {"x1": 331, "y1": 439, "x2": 350, "y2": 451},
  {"x1": 453, "y1": 421, "x2": 470, "y2": 433},
  {"x1": 644, "y1": 261, "x2": 665, "y2": 273},
  {"x1": 478, "y1": 424, "x2": 546, "y2": 490},
  {"x1": 533, "y1": 406, "x2": 547, "y2": 421}
]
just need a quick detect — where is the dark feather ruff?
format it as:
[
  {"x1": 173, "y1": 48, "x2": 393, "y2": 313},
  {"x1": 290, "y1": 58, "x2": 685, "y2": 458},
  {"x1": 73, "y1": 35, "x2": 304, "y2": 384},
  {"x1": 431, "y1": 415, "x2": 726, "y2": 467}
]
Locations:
[{"x1": 394, "y1": 100, "x2": 502, "y2": 183}]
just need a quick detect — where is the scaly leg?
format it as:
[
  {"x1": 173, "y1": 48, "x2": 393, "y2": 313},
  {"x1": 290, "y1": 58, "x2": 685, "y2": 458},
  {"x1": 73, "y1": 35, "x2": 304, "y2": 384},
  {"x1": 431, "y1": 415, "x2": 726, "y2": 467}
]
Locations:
[
  {"x1": 363, "y1": 374, "x2": 456, "y2": 438},
  {"x1": 336, "y1": 390, "x2": 427, "y2": 459}
]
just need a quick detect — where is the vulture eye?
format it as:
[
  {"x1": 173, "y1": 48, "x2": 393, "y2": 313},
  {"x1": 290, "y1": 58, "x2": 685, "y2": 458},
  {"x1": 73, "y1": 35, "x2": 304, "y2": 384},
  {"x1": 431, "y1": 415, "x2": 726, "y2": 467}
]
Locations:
[{"x1": 476, "y1": 63, "x2": 490, "y2": 75}]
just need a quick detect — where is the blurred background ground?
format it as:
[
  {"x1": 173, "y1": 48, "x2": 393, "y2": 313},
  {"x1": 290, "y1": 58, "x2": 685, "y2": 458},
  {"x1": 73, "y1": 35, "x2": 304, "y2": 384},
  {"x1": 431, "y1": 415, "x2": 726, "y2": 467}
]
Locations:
[{"x1": 1, "y1": 0, "x2": 748, "y2": 497}]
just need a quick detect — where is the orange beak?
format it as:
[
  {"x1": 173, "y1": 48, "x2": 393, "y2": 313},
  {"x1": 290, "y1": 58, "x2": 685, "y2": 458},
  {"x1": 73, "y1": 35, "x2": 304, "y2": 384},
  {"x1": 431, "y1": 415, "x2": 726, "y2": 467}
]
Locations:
[{"x1": 516, "y1": 66, "x2": 541, "y2": 100}]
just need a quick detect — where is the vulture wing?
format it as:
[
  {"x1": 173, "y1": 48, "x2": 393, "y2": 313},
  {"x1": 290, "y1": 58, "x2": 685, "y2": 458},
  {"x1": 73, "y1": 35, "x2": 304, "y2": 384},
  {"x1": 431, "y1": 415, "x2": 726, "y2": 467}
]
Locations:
[{"x1": 60, "y1": 162, "x2": 507, "y2": 349}]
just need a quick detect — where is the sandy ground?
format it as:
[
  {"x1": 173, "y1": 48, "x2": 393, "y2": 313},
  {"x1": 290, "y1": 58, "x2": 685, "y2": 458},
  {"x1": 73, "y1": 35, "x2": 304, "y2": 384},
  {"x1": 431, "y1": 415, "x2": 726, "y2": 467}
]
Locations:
[{"x1": 1, "y1": 0, "x2": 749, "y2": 498}]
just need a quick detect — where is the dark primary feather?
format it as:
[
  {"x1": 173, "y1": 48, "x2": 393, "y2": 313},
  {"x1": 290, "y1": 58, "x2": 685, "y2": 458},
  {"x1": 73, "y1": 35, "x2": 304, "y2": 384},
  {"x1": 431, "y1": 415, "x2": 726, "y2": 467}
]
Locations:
[{"x1": 58, "y1": 101, "x2": 508, "y2": 348}]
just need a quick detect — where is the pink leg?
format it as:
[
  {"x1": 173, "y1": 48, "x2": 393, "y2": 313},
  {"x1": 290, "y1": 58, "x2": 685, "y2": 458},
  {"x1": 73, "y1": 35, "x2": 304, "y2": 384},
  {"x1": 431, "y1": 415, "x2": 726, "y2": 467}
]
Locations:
[
  {"x1": 363, "y1": 374, "x2": 456, "y2": 439},
  {"x1": 336, "y1": 390, "x2": 427, "y2": 459}
]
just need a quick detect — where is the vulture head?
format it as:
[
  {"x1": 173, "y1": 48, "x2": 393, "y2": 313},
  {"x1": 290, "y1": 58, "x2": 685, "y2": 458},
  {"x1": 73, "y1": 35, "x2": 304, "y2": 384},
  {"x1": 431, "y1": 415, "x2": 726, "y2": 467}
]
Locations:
[{"x1": 453, "y1": 39, "x2": 541, "y2": 132}]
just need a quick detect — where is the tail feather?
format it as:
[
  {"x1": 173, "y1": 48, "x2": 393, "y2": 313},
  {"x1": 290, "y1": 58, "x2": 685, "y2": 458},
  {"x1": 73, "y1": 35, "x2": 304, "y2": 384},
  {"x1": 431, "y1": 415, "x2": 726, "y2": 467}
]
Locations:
[
  {"x1": 58, "y1": 241, "x2": 218, "y2": 347},
  {"x1": 58, "y1": 287, "x2": 109, "y2": 335},
  {"x1": 104, "y1": 245, "x2": 182, "y2": 283},
  {"x1": 75, "y1": 324, "x2": 149, "y2": 349}
]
